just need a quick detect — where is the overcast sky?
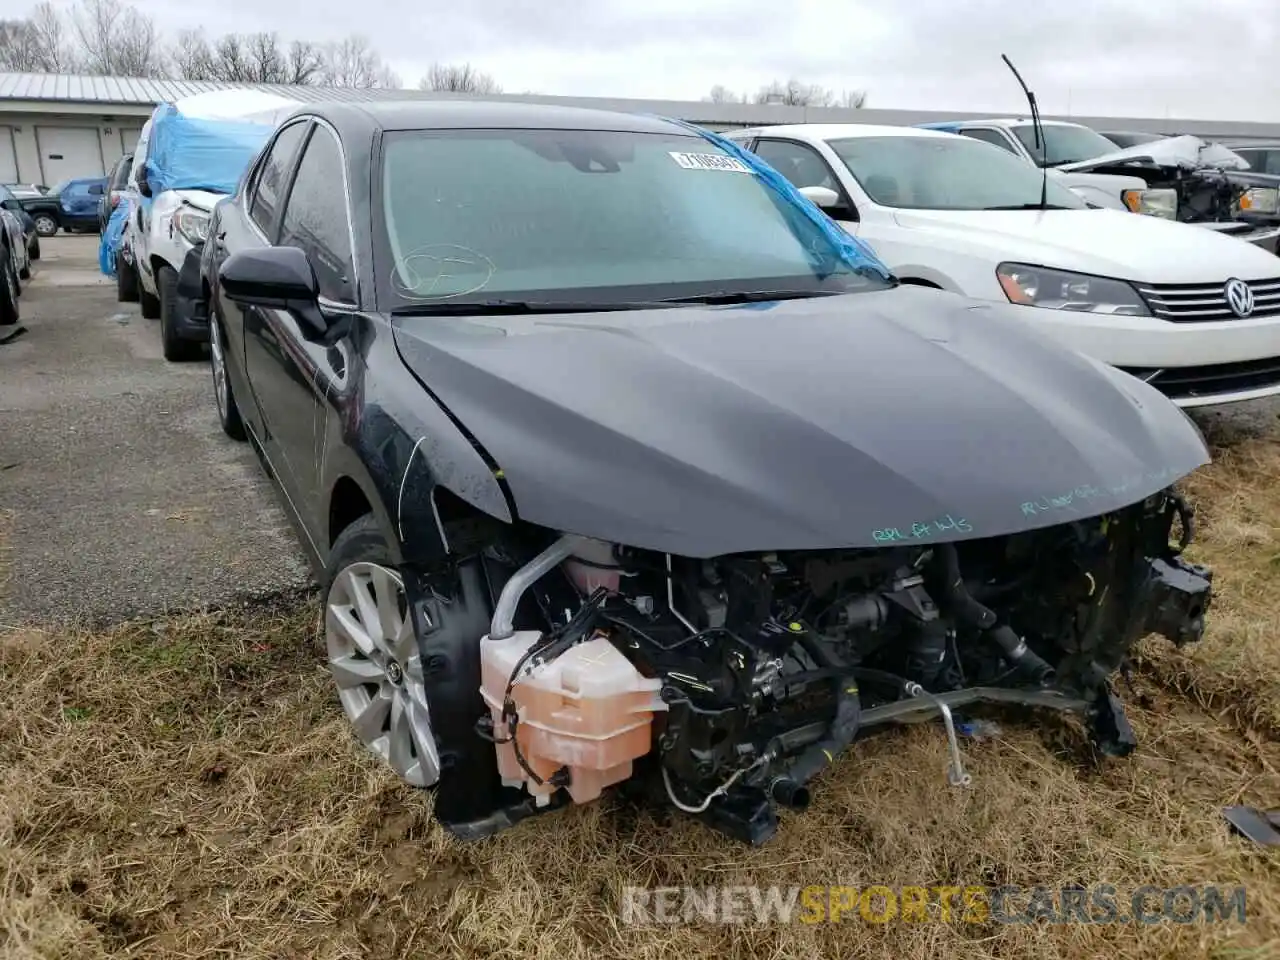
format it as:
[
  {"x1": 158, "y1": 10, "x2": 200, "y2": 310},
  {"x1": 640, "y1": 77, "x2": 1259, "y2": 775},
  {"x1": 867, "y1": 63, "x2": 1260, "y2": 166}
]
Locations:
[{"x1": 126, "y1": 0, "x2": 1280, "y2": 122}]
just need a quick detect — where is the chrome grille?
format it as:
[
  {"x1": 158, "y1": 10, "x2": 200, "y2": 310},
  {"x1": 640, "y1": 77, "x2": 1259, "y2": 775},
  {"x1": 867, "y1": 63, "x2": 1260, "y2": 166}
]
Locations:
[{"x1": 1136, "y1": 277, "x2": 1280, "y2": 322}]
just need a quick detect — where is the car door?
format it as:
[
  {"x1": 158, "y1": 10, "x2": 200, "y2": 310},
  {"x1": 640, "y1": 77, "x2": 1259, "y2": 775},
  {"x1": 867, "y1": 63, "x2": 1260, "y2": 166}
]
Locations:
[
  {"x1": 243, "y1": 120, "x2": 358, "y2": 532},
  {"x1": 211, "y1": 119, "x2": 310, "y2": 447}
]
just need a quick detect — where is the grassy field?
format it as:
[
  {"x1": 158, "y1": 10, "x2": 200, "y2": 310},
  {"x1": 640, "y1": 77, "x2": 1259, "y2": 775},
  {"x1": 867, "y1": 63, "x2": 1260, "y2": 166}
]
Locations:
[{"x1": 3, "y1": 417, "x2": 1280, "y2": 959}]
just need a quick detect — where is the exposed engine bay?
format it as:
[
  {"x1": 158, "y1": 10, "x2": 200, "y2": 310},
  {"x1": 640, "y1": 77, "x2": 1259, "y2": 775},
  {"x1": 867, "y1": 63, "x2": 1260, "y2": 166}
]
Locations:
[{"x1": 451, "y1": 488, "x2": 1213, "y2": 844}]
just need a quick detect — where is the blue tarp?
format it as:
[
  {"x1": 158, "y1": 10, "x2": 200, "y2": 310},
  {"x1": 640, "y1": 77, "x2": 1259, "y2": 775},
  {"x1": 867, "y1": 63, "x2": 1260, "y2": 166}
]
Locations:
[
  {"x1": 660, "y1": 118, "x2": 893, "y2": 281},
  {"x1": 144, "y1": 103, "x2": 277, "y2": 196},
  {"x1": 98, "y1": 196, "x2": 132, "y2": 277}
]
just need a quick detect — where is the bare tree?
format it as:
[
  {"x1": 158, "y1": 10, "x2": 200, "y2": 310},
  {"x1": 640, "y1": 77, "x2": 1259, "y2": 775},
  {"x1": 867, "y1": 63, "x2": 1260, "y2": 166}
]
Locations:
[
  {"x1": 840, "y1": 89, "x2": 868, "y2": 109},
  {"x1": 419, "y1": 62, "x2": 501, "y2": 94},
  {"x1": 319, "y1": 34, "x2": 399, "y2": 88},
  {"x1": 704, "y1": 84, "x2": 747, "y2": 104},
  {"x1": 753, "y1": 78, "x2": 835, "y2": 107},
  {"x1": 169, "y1": 27, "x2": 217, "y2": 80},
  {"x1": 285, "y1": 39, "x2": 323, "y2": 85},
  {"x1": 72, "y1": 0, "x2": 164, "y2": 76},
  {"x1": 0, "y1": 3, "x2": 76, "y2": 72}
]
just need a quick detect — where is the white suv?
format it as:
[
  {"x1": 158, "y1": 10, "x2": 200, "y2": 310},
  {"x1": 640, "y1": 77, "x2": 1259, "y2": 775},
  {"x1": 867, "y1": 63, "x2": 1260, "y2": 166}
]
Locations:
[{"x1": 730, "y1": 123, "x2": 1280, "y2": 409}]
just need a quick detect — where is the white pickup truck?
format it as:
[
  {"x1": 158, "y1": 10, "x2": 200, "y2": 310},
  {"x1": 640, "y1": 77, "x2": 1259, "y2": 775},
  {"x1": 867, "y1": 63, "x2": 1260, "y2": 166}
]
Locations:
[{"x1": 118, "y1": 90, "x2": 301, "y2": 360}]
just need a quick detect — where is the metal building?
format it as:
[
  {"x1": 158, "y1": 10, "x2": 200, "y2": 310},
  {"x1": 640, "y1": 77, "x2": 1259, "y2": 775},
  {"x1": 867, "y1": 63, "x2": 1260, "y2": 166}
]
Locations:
[{"x1": 4, "y1": 70, "x2": 1280, "y2": 187}]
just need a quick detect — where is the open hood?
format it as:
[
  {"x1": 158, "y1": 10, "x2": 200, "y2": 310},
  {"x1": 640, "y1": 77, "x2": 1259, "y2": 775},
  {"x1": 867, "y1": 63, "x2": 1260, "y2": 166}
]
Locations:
[
  {"x1": 391, "y1": 286, "x2": 1208, "y2": 558},
  {"x1": 1059, "y1": 135, "x2": 1250, "y2": 173}
]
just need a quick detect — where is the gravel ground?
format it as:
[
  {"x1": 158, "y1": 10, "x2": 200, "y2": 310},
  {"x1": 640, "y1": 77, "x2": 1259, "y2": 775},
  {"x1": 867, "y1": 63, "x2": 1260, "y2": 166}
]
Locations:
[{"x1": 0, "y1": 236, "x2": 314, "y2": 625}]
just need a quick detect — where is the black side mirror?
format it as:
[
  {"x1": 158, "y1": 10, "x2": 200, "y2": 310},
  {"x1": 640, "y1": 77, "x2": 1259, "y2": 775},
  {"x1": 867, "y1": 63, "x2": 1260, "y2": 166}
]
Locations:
[
  {"x1": 219, "y1": 246, "x2": 328, "y2": 337},
  {"x1": 1, "y1": 199, "x2": 18, "y2": 212},
  {"x1": 137, "y1": 163, "x2": 152, "y2": 198}
]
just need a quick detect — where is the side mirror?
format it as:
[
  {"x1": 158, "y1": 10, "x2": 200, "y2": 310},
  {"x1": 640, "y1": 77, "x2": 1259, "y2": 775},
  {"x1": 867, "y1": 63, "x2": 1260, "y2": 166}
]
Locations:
[
  {"x1": 799, "y1": 185, "x2": 841, "y2": 210},
  {"x1": 1, "y1": 199, "x2": 19, "y2": 212},
  {"x1": 219, "y1": 246, "x2": 328, "y2": 337},
  {"x1": 137, "y1": 163, "x2": 152, "y2": 198}
]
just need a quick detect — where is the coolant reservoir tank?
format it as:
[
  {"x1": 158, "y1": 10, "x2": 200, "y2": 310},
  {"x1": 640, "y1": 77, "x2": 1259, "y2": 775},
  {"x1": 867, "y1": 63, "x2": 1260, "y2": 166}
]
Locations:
[{"x1": 479, "y1": 630, "x2": 666, "y2": 804}]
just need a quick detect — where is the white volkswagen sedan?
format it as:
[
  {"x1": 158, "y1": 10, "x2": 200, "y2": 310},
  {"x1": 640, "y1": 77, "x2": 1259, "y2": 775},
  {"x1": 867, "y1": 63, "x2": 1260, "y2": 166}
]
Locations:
[{"x1": 729, "y1": 124, "x2": 1280, "y2": 408}]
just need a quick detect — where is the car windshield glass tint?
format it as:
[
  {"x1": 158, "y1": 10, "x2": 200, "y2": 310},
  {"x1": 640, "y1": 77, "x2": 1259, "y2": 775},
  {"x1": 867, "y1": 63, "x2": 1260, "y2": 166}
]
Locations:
[
  {"x1": 377, "y1": 128, "x2": 890, "y2": 308},
  {"x1": 1011, "y1": 124, "x2": 1124, "y2": 166},
  {"x1": 826, "y1": 135, "x2": 1087, "y2": 211}
]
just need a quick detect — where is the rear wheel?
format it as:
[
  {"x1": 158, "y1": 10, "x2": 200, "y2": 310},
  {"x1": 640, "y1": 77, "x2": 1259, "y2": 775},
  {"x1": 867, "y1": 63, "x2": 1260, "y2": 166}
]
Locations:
[
  {"x1": 29, "y1": 238, "x2": 40, "y2": 261},
  {"x1": 0, "y1": 253, "x2": 19, "y2": 326},
  {"x1": 116, "y1": 252, "x2": 139, "y2": 302},
  {"x1": 18, "y1": 247, "x2": 30, "y2": 280},
  {"x1": 158, "y1": 264, "x2": 203, "y2": 362},
  {"x1": 325, "y1": 516, "x2": 443, "y2": 788}
]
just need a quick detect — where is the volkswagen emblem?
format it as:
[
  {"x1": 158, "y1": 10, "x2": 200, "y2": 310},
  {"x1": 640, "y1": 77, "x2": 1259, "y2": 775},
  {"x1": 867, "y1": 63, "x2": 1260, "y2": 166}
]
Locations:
[{"x1": 1224, "y1": 278, "x2": 1255, "y2": 318}]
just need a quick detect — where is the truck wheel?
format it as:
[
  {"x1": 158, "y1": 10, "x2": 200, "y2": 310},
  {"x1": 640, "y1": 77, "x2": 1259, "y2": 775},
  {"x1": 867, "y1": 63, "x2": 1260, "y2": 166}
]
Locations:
[
  {"x1": 158, "y1": 264, "x2": 202, "y2": 362},
  {"x1": 139, "y1": 274, "x2": 161, "y2": 319},
  {"x1": 32, "y1": 214, "x2": 57, "y2": 237},
  {"x1": 0, "y1": 254, "x2": 19, "y2": 326},
  {"x1": 116, "y1": 252, "x2": 139, "y2": 302}
]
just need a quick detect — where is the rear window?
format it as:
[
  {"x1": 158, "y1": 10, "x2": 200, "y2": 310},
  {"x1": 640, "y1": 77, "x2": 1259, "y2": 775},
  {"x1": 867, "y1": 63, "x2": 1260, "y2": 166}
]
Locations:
[{"x1": 110, "y1": 158, "x2": 132, "y2": 189}]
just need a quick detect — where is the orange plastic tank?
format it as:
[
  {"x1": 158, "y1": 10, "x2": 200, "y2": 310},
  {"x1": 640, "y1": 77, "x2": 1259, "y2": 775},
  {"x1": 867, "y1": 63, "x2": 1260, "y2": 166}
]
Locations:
[{"x1": 479, "y1": 630, "x2": 666, "y2": 805}]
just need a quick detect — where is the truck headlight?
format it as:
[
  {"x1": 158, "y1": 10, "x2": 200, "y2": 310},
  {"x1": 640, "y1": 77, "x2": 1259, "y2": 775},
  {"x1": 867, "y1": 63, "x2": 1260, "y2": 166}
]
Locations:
[
  {"x1": 173, "y1": 206, "x2": 210, "y2": 245},
  {"x1": 1122, "y1": 187, "x2": 1178, "y2": 220},
  {"x1": 1239, "y1": 187, "x2": 1279, "y2": 216},
  {"x1": 996, "y1": 263, "x2": 1151, "y2": 316}
]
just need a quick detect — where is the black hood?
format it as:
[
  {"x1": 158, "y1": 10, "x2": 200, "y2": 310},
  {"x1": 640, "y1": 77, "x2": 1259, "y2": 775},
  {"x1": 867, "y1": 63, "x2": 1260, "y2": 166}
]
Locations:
[{"x1": 392, "y1": 286, "x2": 1209, "y2": 558}]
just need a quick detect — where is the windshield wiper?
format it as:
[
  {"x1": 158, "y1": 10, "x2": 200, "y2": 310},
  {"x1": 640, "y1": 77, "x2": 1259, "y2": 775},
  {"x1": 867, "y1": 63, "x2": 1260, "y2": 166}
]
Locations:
[
  {"x1": 658, "y1": 289, "x2": 846, "y2": 305},
  {"x1": 389, "y1": 299, "x2": 678, "y2": 317},
  {"x1": 982, "y1": 203, "x2": 1074, "y2": 211}
]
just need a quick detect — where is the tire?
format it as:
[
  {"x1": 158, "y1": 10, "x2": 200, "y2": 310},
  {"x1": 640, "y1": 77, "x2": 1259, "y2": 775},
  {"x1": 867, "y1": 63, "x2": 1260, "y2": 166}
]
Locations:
[
  {"x1": 32, "y1": 214, "x2": 57, "y2": 237},
  {"x1": 158, "y1": 264, "x2": 203, "y2": 362},
  {"x1": 0, "y1": 253, "x2": 19, "y2": 326},
  {"x1": 116, "y1": 252, "x2": 139, "y2": 302},
  {"x1": 18, "y1": 251, "x2": 30, "y2": 281},
  {"x1": 29, "y1": 238, "x2": 40, "y2": 261},
  {"x1": 139, "y1": 272, "x2": 161, "y2": 319},
  {"x1": 325, "y1": 515, "x2": 446, "y2": 789},
  {"x1": 209, "y1": 313, "x2": 246, "y2": 441}
]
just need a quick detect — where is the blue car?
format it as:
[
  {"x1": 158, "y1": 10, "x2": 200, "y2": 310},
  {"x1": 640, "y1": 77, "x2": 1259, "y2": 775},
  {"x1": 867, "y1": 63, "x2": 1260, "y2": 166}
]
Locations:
[{"x1": 53, "y1": 176, "x2": 109, "y2": 233}]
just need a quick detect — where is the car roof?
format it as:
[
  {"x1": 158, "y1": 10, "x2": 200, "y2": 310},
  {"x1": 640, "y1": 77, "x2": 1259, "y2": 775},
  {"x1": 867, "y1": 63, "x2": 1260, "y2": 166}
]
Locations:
[
  {"x1": 728, "y1": 123, "x2": 959, "y2": 141},
  {"x1": 292, "y1": 99, "x2": 691, "y2": 137}
]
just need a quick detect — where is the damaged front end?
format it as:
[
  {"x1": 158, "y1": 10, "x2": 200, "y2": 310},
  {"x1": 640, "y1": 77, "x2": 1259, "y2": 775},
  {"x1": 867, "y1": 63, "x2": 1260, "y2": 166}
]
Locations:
[
  {"x1": 1062, "y1": 135, "x2": 1280, "y2": 252},
  {"x1": 410, "y1": 487, "x2": 1212, "y2": 845}
]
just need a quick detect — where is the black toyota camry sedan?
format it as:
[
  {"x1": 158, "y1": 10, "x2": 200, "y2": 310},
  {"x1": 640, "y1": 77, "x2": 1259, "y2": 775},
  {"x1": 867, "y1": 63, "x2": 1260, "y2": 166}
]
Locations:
[{"x1": 199, "y1": 100, "x2": 1213, "y2": 845}]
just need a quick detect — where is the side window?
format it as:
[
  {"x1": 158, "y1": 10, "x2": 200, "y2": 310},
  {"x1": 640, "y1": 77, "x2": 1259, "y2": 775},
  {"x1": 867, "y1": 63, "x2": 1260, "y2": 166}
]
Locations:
[
  {"x1": 959, "y1": 128, "x2": 1019, "y2": 155},
  {"x1": 89, "y1": 183, "x2": 104, "y2": 195},
  {"x1": 751, "y1": 138, "x2": 857, "y2": 219},
  {"x1": 249, "y1": 121, "x2": 309, "y2": 238},
  {"x1": 278, "y1": 127, "x2": 356, "y2": 303}
]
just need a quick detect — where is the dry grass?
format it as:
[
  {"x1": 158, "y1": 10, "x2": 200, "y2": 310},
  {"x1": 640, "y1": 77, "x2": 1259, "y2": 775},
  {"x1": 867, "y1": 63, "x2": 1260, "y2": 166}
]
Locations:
[{"x1": 4, "y1": 417, "x2": 1280, "y2": 959}]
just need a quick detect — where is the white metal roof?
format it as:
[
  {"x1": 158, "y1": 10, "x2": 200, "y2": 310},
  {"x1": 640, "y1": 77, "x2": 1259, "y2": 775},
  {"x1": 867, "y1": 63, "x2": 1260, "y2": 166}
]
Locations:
[{"x1": 0, "y1": 72, "x2": 424, "y2": 106}]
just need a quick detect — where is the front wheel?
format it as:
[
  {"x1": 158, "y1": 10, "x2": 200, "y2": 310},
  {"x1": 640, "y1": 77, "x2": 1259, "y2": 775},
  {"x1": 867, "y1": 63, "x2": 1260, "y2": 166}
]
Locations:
[
  {"x1": 29, "y1": 238, "x2": 40, "y2": 261},
  {"x1": 31, "y1": 214, "x2": 57, "y2": 237},
  {"x1": 158, "y1": 264, "x2": 202, "y2": 362},
  {"x1": 209, "y1": 314, "x2": 246, "y2": 441},
  {"x1": 325, "y1": 515, "x2": 444, "y2": 789},
  {"x1": 116, "y1": 252, "x2": 139, "y2": 302}
]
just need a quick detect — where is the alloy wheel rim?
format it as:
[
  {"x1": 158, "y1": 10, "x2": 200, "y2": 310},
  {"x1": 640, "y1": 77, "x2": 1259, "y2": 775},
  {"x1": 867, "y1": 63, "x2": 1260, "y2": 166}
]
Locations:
[
  {"x1": 34, "y1": 216, "x2": 54, "y2": 234},
  {"x1": 325, "y1": 561, "x2": 441, "y2": 787},
  {"x1": 209, "y1": 321, "x2": 228, "y2": 420}
]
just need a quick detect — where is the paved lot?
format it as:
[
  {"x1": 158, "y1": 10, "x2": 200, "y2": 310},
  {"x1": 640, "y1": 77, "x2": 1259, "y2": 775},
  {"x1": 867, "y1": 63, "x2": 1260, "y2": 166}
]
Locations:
[{"x1": 0, "y1": 236, "x2": 314, "y2": 625}]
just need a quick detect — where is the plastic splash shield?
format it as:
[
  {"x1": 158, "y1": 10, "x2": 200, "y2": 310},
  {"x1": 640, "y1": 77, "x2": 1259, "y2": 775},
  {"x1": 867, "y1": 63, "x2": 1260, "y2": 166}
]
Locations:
[{"x1": 98, "y1": 196, "x2": 132, "y2": 277}]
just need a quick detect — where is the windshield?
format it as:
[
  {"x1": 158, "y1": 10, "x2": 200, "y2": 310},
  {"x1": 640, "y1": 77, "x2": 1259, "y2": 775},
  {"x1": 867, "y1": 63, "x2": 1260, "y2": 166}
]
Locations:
[
  {"x1": 826, "y1": 135, "x2": 1087, "y2": 211},
  {"x1": 48, "y1": 179, "x2": 72, "y2": 196},
  {"x1": 1011, "y1": 124, "x2": 1124, "y2": 166},
  {"x1": 377, "y1": 127, "x2": 891, "y2": 309}
]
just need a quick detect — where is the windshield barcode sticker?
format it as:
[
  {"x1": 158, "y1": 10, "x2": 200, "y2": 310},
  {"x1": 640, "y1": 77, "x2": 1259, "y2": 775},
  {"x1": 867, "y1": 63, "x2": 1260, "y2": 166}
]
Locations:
[{"x1": 669, "y1": 151, "x2": 751, "y2": 173}]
